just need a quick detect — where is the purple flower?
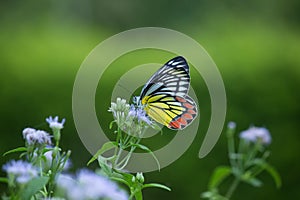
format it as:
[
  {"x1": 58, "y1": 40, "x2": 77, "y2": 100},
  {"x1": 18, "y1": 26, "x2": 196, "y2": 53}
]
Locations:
[
  {"x1": 240, "y1": 126, "x2": 272, "y2": 145},
  {"x1": 46, "y1": 116, "x2": 65, "y2": 130},
  {"x1": 136, "y1": 108, "x2": 152, "y2": 126},
  {"x1": 227, "y1": 121, "x2": 236, "y2": 130},
  {"x1": 57, "y1": 169, "x2": 128, "y2": 200},
  {"x1": 22, "y1": 128, "x2": 52, "y2": 145},
  {"x1": 128, "y1": 105, "x2": 137, "y2": 117},
  {"x1": 2, "y1": 160, "x2": 38, "y2": 184},
  {"x1": 127, "y1": 105, "x2": 152, "y2": 126}
]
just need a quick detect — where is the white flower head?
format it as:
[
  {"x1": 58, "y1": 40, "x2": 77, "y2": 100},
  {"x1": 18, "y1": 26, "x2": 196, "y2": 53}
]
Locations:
[
  {"x1": 22, "y1": 128, "x2": 52, "y2": 145},
  {"x1": 46, "y1": 116, "x2": 65, "y2": 130},
  {"x1": 2, "y1": 160, "x2": 38, "y2": 184},
  {"x1": 108, "y1": 98, "x2": 130, "y2": 116},
  {"x1": 240, "y1": 126, "x2": 272, "y2": 145},
  {"x1": 57, "y1": 169, "x2": 128, "y2": 200}
]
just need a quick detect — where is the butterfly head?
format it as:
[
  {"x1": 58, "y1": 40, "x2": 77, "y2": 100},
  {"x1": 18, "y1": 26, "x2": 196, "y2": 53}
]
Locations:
[{"x1": 133, "y1": 96, "x2": 141, "y2": 106}]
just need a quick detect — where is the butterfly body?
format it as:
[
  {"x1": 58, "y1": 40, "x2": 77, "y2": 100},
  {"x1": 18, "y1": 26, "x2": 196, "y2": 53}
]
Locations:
[{"x1": 134, "y1": 56, "x2": 198, "y2": 130}]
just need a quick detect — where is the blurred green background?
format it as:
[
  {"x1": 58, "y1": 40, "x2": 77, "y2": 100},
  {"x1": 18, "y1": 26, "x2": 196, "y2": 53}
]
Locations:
[{"x1": 1, "y1": 0, "x2": 299, "y2": 199}]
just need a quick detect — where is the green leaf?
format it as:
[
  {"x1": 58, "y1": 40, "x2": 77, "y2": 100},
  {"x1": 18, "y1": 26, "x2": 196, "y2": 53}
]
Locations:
[
  {"x1": 109, "y1": 121, "x2": 116, "y2": 129},
  {"x1": 253, "y1": 159, "x2": 282, "y2": 188},
  {"x1": 143, "y1": 183, "x2": 171, "y2": 191},
  {"x1": 0, "y1": 177, "x2": 8, "y2": 183},
  {"x1": 113, "y1": 170, "x2": 135, "y2": 185},
  {"x1": 87, "y1": 141, "x2": 117, "y2": 166},
  {"x1": 21, "y1": 176, "x2": 49, "y2": 200},
  {"x1": 262, "y1": 163, "x2": 282, "y2": 188},
  {"x1": 3, "y1": 147, "x2": 27, "y2": 156},
  {"x1": 201, "y1": 189, "x2": 228, "y2": 200},
  {"x1": 246, "y1": 177, "x2": 263, "y2": 187},
  {"x1": 208, "y1": 166, "x2": 232, "y2": 189},
  {"x1": 97, "y1": 156, "x2": 113, "y2": 175},
  {"x1": 131, "y1": 144, "x2": 161, "y2": 171},
  {"x1": 110, "y1": 176, "x2": 130, "y2": 186}
]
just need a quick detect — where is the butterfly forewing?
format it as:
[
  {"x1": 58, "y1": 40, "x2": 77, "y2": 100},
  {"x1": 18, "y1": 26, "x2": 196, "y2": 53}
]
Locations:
[{"x1": 140, "y1": 56, "x2": 190, "y2": 99}]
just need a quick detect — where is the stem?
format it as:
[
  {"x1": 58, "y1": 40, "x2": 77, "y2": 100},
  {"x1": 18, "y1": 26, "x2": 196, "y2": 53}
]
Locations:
[
  {"x1": 118, "y1": 146, "x2": 135, "y2": 170},
  {"x1": 244, "y1": 143, "x2": 259, "y2": 168},
  {"x1": 114, "y1": 147, "x2": 124, "y2": 166},
  {"x1": 227, "y1": 131, "x2": 237, "y2": 169},
  {"x1": 225, "y1": 177, "x2": 240, "y2": 199}
]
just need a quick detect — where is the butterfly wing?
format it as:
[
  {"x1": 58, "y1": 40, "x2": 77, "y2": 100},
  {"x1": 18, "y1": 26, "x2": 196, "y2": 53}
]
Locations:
[
  {"x1": 140, "y1": 56, "x2": 190, "y2": 99},
  {"x1": 143, "y1": 94, "x2": 197, "y2": 130},
  {"x1": 167, "y1": 95, "x2": 197, "y2": 130},
  {"x1": 138, "y1": 56, "x2": 198, "y2": 130}
]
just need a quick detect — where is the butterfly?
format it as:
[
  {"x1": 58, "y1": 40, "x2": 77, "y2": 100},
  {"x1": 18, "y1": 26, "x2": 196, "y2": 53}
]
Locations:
[{"x1": 133, "y1": 56, "x2": 198, "y2": 130}]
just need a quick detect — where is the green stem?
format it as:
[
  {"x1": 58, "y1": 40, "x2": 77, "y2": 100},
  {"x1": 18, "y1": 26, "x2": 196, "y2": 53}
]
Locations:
[
  {"x1": 225, "y1": 177, "x2": 240, "y2": 199},
  {"x1": 227, "y1": 132, "x2": 237, "y2": 169}
]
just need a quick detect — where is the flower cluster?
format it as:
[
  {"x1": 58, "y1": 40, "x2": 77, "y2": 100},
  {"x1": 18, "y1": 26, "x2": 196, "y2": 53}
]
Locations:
[
  {"x1": 57, "y1": 170, "x2": 128, "y2": 200},
  {"x1": 240, "y1": 126, "x2": 272, "y2": 145},
  {"x1": 2, "y1": 160, "x2": 38, "y2": 184},
  {"x1": 108, "y1": 98, "x2": 154, "y2": 137},
  {"x1": 22, "y1": 128, "x2": 52, "y2": 146}
]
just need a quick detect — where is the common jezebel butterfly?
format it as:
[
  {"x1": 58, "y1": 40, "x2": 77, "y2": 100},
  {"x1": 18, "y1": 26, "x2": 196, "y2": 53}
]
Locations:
[{"x1": 133, "y1": 56, "x2": 197, "y2": 130}]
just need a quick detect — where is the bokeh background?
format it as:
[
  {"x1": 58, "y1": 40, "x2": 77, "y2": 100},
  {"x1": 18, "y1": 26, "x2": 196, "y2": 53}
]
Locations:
[{"x1": 1, "y1": 0, "x2": 299, "y2": 199}]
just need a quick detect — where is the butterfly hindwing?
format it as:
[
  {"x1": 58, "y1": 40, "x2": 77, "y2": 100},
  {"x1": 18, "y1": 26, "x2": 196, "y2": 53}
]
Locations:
[
  {"x1": 167, "y1": 95, "x2": 197, "y2": 130},
  {"x1": 142, "y1": 93, "x2": 187, "y2": 127}
]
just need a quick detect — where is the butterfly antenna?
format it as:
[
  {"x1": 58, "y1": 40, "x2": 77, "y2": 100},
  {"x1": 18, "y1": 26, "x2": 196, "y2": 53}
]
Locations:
[{"x1": 116, "y1": 81, "x2": 132, "y2": 94}]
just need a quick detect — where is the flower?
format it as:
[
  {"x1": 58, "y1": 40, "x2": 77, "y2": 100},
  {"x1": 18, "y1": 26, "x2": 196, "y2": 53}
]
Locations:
[
  {"x1": 108, "y1": 98, "x2": 129, "y2": 114},
  {"x1": 227, "y1": 121, "x2": 236, "y2": 130},
  {"x1": 109, "y1": 98, "x2": 155, "y2": 137},
  {"x1": 136, "y1": 108, "x2": 152, "y2": 126},
  {"x1": 22, "y1": 128, "x2": 52, "y2": 145},
  {"x1": 2, "y1": 160, "x2": 38, "y2": 184},
  {"x1": 46, "y1": 116, "x2": 65, "y2": 130},
  {"x1": 22, "y1": 128, "x2": 36, "y2": 138},
  {"x1": 57, "y1": 169, "x2": 128, "y2": 200},
  {"x1": 128, "y1": 105, "x2": 152, "y2": 126},
  {"x1": 240, "y1": 126, "x2": 272, "y2": 145}
]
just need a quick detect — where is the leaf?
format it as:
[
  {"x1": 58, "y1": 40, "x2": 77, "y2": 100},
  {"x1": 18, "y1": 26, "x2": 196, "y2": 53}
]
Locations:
[
  {"x1": 143, "y1": 183, "x2": 171, "y2": 191},
  {"x1": 3, "y1": 147, "x2": 27, "y2": 156},
  {"x1": 208, "y1": 166, "x2": 232, "y2": 189},
  {"x1": 246, "y1": 177, "x2": 263, "y2": 187},
  {"x1": 131, "y1": 144, "x2": 161, "y2": 171},
  {"x1": 253, "y1": 159, "x2": 282, "y2": 188},
  {"x1": 110, "y1": 176, "x2": 130, "y2": 186},
  {"x1": 0, "y1": 177, "x2": 8, "y2": 183},
  {"x1": 87, "y1": 141, "x2": 117, "y2": 166},
  {"x1": 21, "y1": 176, "x2": 49, "y2": 200},
  {"x1": 262, "y1": 163, "x2": 282, "y2": 188},
  {"x1": 113, "y1": 170, "x2": 135, "y2": 185},
  {"x1": 97, "y1": 156, "x2": 113, "y2": 175},
  {"x1": 109, "y1": 121, "x2": 116, "y2": 129}
]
